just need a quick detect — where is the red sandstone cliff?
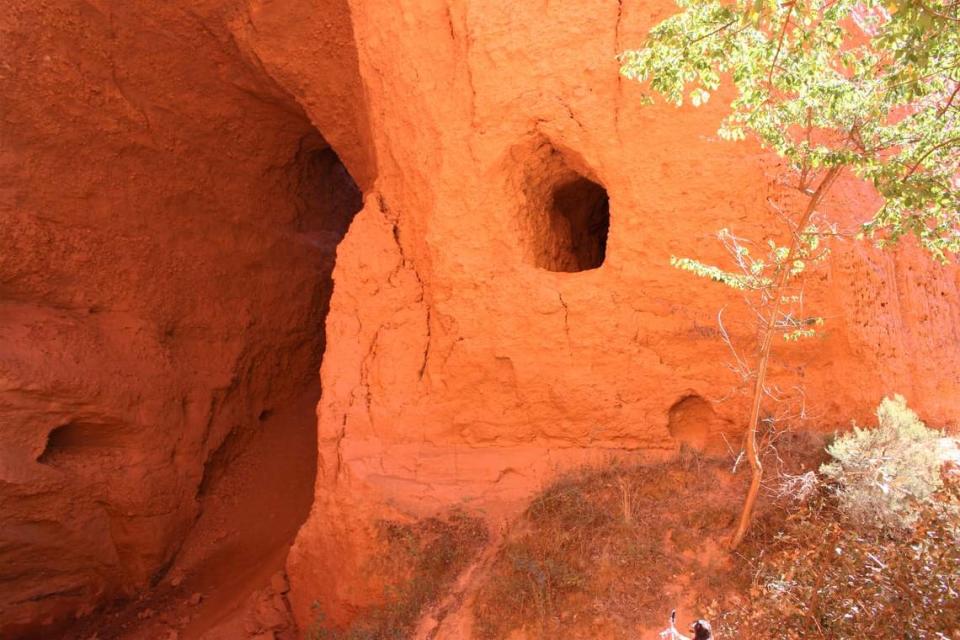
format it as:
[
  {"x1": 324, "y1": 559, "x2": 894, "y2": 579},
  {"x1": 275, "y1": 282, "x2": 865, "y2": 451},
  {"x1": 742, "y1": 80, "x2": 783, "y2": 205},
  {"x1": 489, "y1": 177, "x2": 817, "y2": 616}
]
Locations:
[
  {"x1": 2, "y1": 0, "x2": 958, "y2": 637},
  {"x1": 0, "y1": 1, "x2": 367, "y2": 635}
]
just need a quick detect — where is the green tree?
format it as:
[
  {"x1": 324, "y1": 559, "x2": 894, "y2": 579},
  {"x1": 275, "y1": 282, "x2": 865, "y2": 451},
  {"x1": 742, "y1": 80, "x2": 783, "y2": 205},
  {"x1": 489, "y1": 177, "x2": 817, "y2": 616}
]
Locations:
[{"x1": 620, "y1": 0, "x2": 960, "y2": 548}]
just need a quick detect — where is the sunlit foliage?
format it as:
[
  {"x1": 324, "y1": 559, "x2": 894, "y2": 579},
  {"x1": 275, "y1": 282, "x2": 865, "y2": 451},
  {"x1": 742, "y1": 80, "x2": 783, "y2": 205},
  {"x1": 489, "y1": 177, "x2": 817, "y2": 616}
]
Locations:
[{"x1": 621, "y1": 0, "x2": 960, "y2": 258}]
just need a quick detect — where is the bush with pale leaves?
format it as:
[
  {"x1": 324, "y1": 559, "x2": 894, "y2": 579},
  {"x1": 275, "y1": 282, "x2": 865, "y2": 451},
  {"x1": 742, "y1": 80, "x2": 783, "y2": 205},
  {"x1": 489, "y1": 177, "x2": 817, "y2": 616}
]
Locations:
[{"x1": 820, "y1": 395, "x2": 946, "y2": 530}]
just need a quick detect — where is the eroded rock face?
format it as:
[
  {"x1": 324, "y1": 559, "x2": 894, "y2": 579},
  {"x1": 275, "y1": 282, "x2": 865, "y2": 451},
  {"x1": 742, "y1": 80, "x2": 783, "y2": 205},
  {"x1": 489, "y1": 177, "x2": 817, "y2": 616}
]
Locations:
[
  {"x1": 0, "y1": 1, "x2": 367, "y2": 635},
  {"x1": 3, "y1": 0, "x2": 959, "y2": 636},
  {"x1": 280, "y1": 0, "x2": 960, "y2": 629}
]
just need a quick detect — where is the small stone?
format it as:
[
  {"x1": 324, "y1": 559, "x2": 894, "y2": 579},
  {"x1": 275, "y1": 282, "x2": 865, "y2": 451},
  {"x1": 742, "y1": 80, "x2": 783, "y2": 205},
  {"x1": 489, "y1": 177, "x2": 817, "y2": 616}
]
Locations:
[
  {"x1": 136, "y1": 608, "x2": 154, "y2": 620},
  {"x1": 188, "y1": 593, "x2": 203, "y2": 606}
]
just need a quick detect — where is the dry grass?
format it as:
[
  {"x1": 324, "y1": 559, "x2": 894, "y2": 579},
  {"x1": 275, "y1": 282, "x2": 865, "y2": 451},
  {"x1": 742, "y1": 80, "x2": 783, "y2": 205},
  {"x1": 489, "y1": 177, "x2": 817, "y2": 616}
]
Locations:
[
  {"x1": 309, "y1": 510, "x2": 487, "y2": 640},
  {"x1": 472, "y1": 459, "x2": 751, "y2": 639}
]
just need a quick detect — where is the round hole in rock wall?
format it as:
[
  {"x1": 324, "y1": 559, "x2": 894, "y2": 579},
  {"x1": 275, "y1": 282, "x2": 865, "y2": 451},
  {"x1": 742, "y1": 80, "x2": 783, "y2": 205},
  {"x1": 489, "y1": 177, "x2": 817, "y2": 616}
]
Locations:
[
  {"x1": 515, "y1": 140, "x2": 610, "y2": 272},
  {"x1": 667, "y1": 394, "x2": 716, "y2": 452}
]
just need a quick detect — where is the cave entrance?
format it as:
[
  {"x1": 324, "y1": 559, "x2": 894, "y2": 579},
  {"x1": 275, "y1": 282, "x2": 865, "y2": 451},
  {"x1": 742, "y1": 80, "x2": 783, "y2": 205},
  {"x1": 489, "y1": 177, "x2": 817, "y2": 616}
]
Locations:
[
  {"x1": 517, "y1": 141, "x2": 610, "y2": 272},
  {"x1": 167, "y1": 136, "x2": 363, "y2": 637},
  {"x1": 296, "y1": 141, "x2": 364, "y2": 239},
  {"x1": 51, "y1": 130, "x2": 366, "y2": 639},
  {"x1": 548, "y1": 177, "x2": 609, "y2": 271}
]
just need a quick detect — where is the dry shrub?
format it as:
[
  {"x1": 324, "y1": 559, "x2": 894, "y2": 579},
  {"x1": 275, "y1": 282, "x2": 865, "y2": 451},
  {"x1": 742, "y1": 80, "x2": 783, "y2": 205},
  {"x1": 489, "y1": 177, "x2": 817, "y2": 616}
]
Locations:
[
  {"x1": 730, "y1": 480, "x2": 960, "y2": 639},
  {"x1": 820, "y1": 395, "x2": 947, "y2": 530},
  {"x1": 309, "y1": 510, "x2": 487, "y2": 640},
  {"x1": 731, "y1": 397, "x2": 960, "y2": 639}
]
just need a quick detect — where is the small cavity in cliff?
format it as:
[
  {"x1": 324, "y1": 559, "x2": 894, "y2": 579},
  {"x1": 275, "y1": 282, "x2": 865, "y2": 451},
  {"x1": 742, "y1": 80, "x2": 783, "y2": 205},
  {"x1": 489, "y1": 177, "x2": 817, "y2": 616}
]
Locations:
[{"x1": 516, "y1": 139, "x2": 610, "y2": 272}]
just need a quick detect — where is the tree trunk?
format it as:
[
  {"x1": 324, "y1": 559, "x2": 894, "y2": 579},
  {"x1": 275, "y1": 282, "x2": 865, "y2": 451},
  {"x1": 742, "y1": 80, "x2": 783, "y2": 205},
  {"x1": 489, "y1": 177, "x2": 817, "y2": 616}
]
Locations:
[{"x1": 729, "y1": 166, "x2": 841, "y2": 550}]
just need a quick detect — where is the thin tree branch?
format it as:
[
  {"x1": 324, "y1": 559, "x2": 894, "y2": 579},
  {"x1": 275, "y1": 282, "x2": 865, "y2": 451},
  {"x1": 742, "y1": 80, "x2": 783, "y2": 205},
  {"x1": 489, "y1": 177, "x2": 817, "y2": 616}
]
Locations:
[
  {"x1": 730, "y1": 164, "x2": 842, "y2": 551},
  {"x1": 906, "y1": 136, "x2": 960, "y2": 177},
  {"x1": 768, "y1": 1, "x2": 796, "y2": 87}
]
